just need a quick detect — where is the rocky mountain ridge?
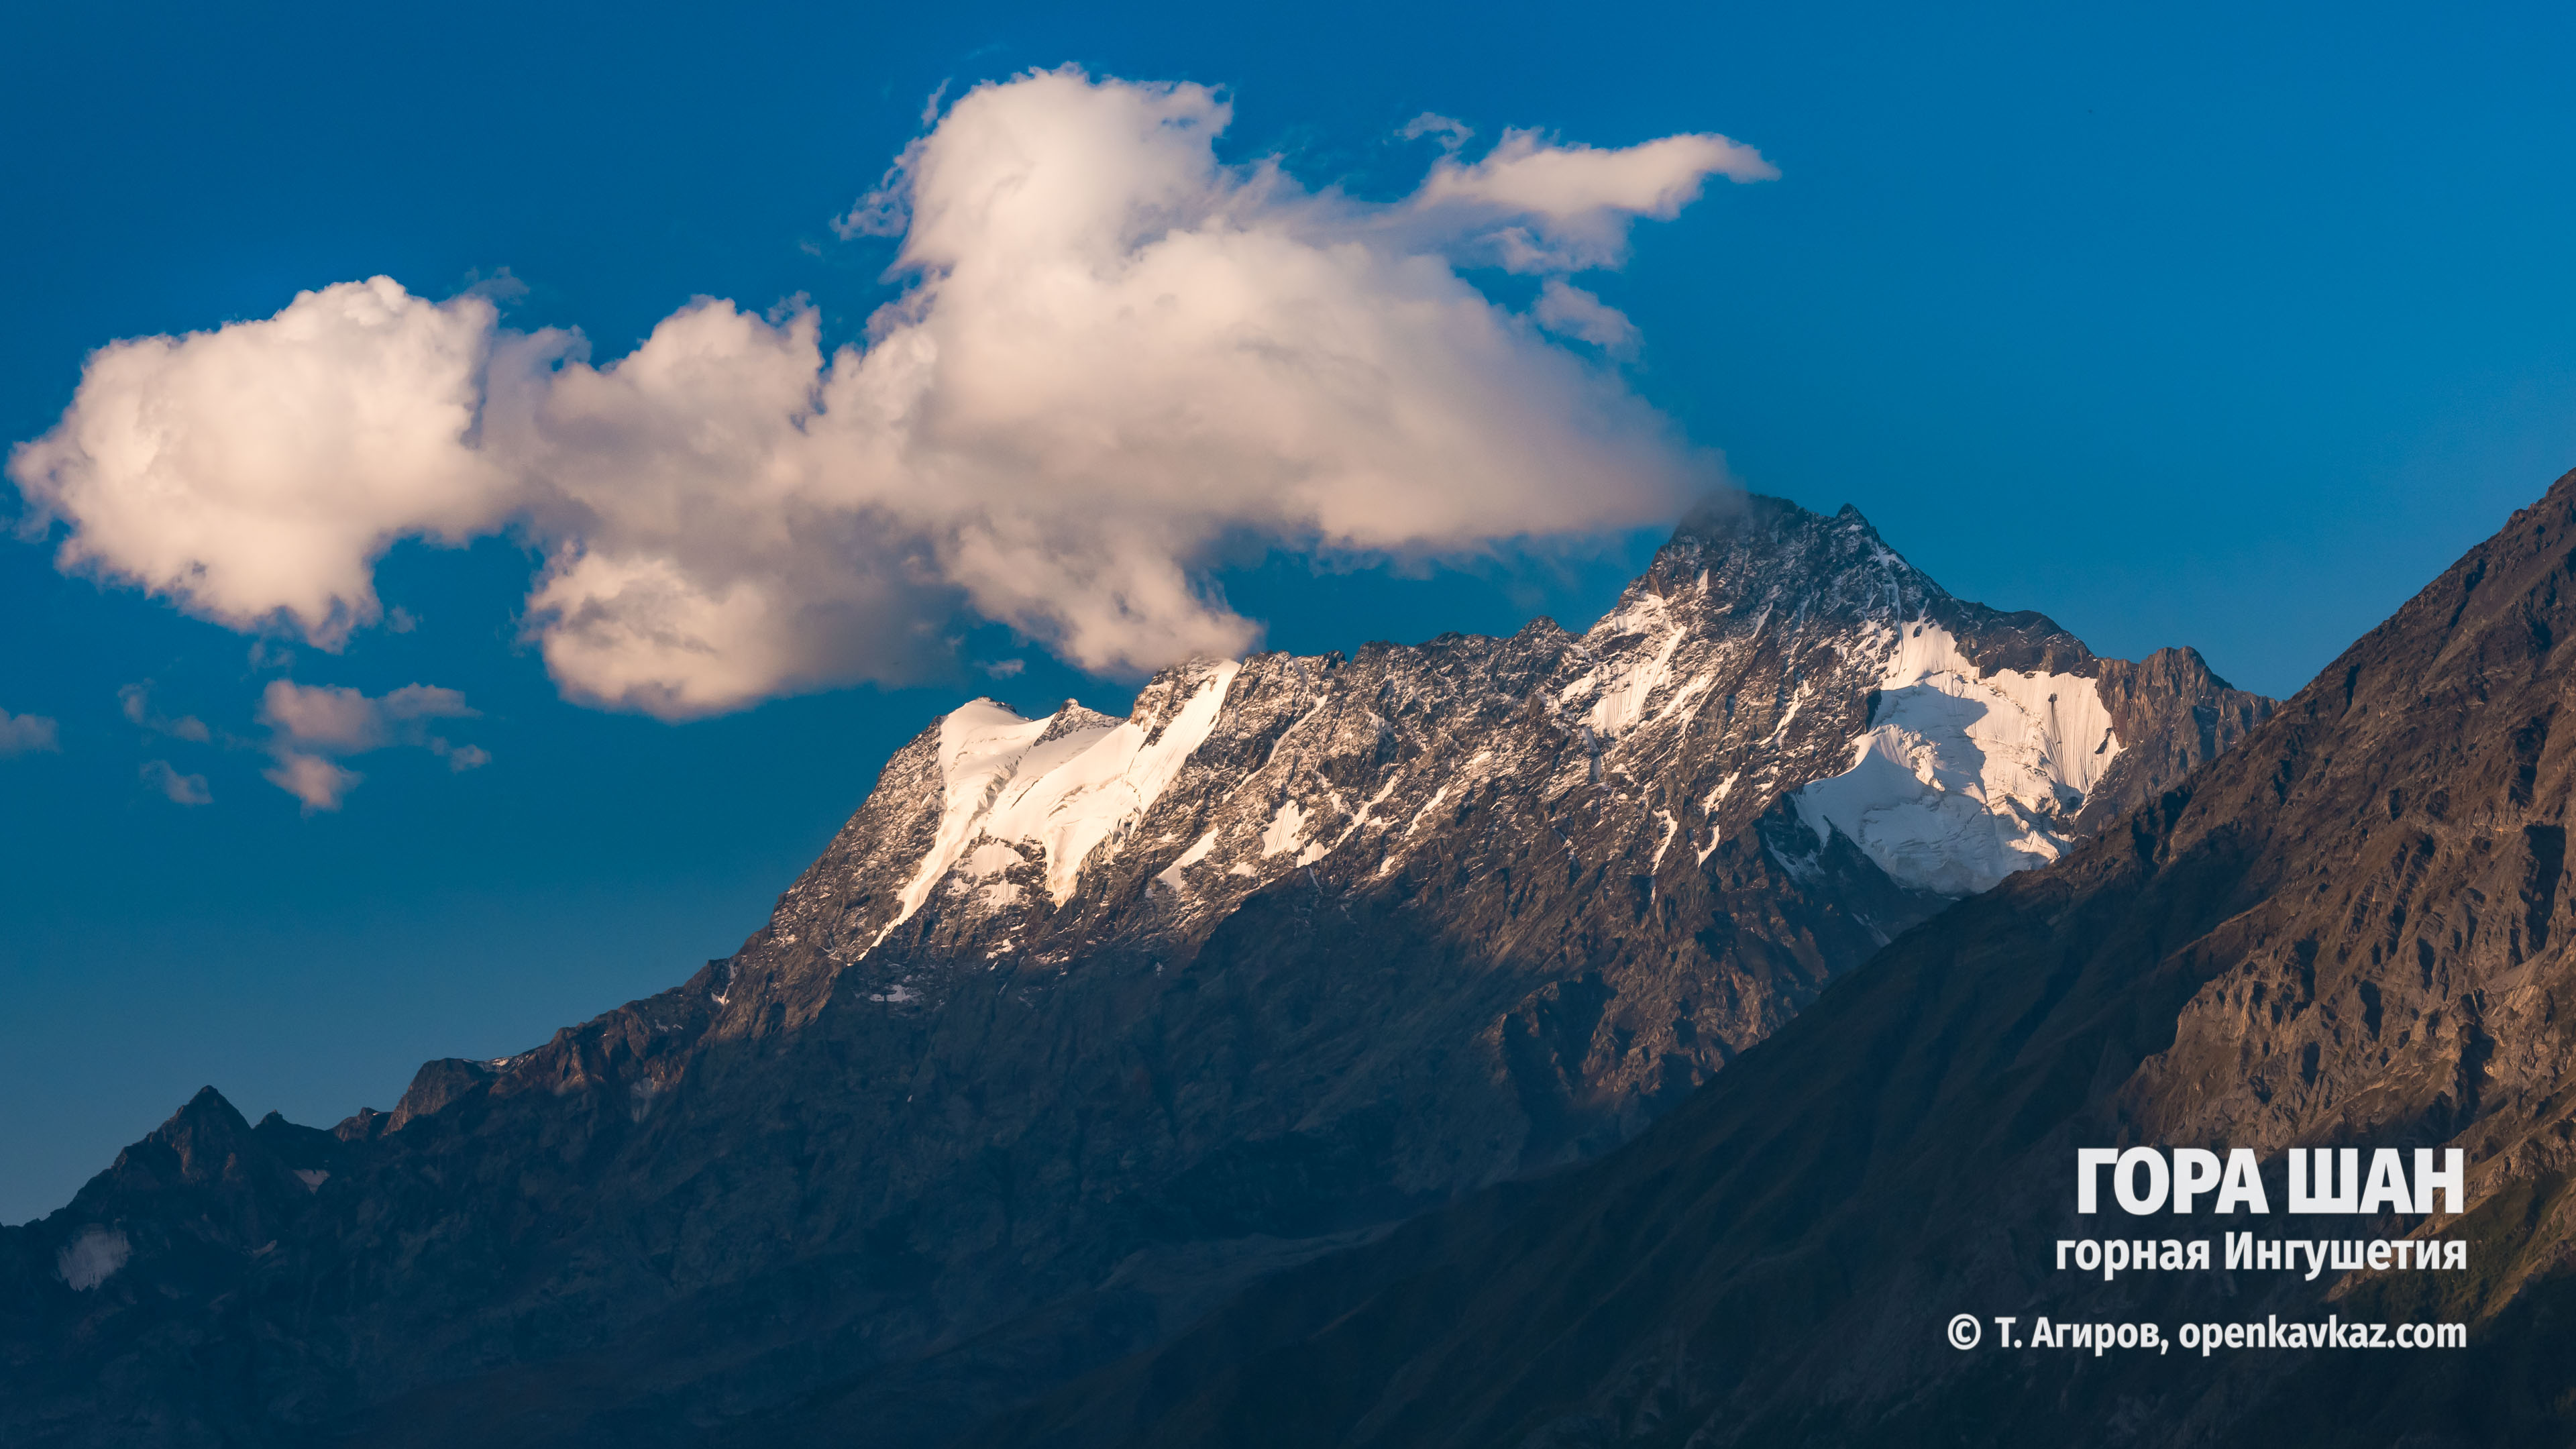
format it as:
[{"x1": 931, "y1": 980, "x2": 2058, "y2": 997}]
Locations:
[{"x1": 0, "y1": 493, "x2": 2272, "y2": 1447}]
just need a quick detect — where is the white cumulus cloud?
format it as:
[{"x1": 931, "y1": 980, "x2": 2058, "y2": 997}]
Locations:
[
  {"x1": 11, "y1": 280, "x2": 511, "y2": 644},
  {"x1": 257, "y1": 680, "x2": 482, "y2": 811},
  {"x1": 1410, "y1": 127, "x2": 1778, "y2": 273},
  {"x1": 0, "y1": 708, "x2": 61, "y2": 756},
  {"x1": 431, "y1": 739, "x2": 490, "y2": 772},
  {"x1": 141, "y1": 759, "x2": 213, "y2": 806},
  {"x1": 1400, "y1": 113, "x2": 1474, "y2": 153},
  {"x1": 1533, "y1": 280, "x2": 1644, "y2": 357},
  {"x1": 9, "y1": 68, "x2": 1770, "y2": 720},
  {"x1": 119, "y1": 682, "x2": 212, "y2": 743},
  {"x1": 265, "y1": 752, "x2": 362, "y2": 814}
]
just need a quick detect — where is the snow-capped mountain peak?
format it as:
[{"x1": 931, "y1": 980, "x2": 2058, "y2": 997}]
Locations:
[{"x1": 735, "y1": 494, "x2": 2266, "y2": 1040}]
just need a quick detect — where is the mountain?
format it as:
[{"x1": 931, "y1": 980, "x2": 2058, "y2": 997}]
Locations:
[
  {"x1": 982, "y1": 469, "x2": 2576, "y2": 1449},
  {"x1": 0, "y1": 494, "x2": 2271, "y2": 1447}
]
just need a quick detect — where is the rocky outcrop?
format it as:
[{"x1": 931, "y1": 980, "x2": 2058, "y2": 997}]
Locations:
[{"x1": 0, "y1": 494, "x2": 2272, "y2": 1447}]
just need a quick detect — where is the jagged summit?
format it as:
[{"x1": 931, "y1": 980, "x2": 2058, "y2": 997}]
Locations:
[
  {"x1": 1, "y1": 492, "x2": 2273, "y2": 1448},
  {"x1": 696, "y1": 493, "x2": 2249, "y2": 1031}
]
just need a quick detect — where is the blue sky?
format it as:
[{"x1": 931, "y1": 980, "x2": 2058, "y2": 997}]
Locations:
[{"x1": 3, "y1": 0, "x2": 2571, "y2": 1222}]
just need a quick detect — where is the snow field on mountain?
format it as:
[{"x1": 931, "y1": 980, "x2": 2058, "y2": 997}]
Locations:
[
  {"x1": 1791, "y1": 621, "x2": 2121, "y2": 896},
  {"x1": 1574, "y1": 591, "x2": 1691, "y2": 738},
  {"x1": 875, "y1": 661, "x2": 1245, "y2": 946}
]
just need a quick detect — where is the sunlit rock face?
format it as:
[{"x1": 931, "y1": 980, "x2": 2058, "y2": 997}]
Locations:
[{"x1": 0, "y1": 494, "x2": 2269, "y2": 1448}]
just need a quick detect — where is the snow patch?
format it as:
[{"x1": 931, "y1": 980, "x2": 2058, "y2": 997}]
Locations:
[
  {"x1": 294, "y1": 1169, "x2": 329, "y2": 1191},
  {"x1": 1585, "y1": 594, "x2": 1685, "y2": 738},
  {"x1": 1704, "y1": 771, "x2": 1739, "y2": 812},
  {"x1": 1405, "y1": 783, "x2": 1452, "y2": 836},
  {"x1": 1790, "y1": 622, "x2": 2122, "y2": 896},
  {"x1": 1656, "y1": 672, "x2": 1717, "y2": 726},
  {"x1": 1154, "y1": 828, "x2": 1219, "y2": 894},
  {"x1": 961, "y1": 842, "x2": 1026, "y2": 877},
  {"x1": 1260, "y1": 799, "x2": 1309, "y2": 857},
  {"x1": 1334, "y1": 775, "x2": 1403, "y2": 848},
  {"x1": 1769, "y1": 686, "x2": 1807, "y2": 739}
]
